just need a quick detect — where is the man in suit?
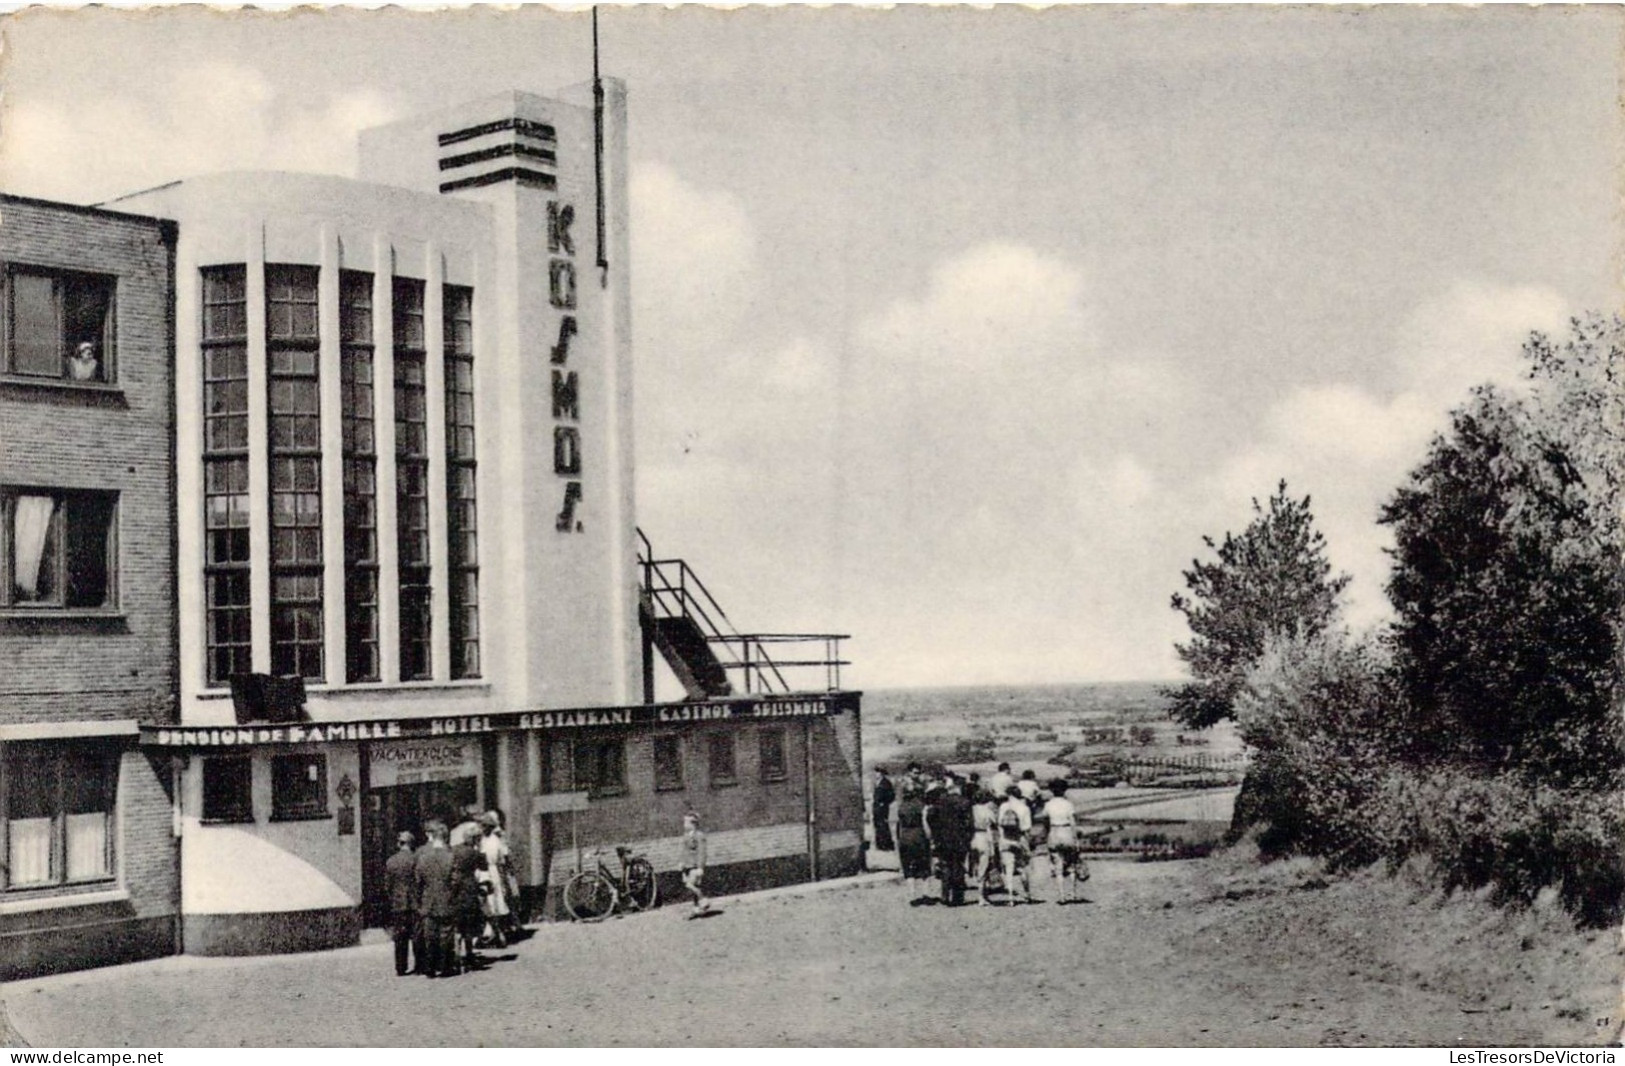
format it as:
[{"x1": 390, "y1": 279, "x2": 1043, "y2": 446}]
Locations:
[
  {"x1": 384, "y1": 830, "x2": 421, "y2": 976},
  {"x1": 414, "y1": 820, "x2": 457, "y2": 977},
  {"x1": 929, "y1": 778, "x2": 977, "y2": 906},
  {"x1": 872, "y1": 767, "x2": 896, "y2": 853}
]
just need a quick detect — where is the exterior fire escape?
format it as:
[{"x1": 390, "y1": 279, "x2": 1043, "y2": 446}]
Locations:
[{"x1": 637, "y1": 529, "x2": 849, "y2": 701}]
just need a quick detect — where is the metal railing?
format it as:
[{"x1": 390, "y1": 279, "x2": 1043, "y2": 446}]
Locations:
[{"x1": 637, "y1": 528, "x2": 850, "y2": 694}]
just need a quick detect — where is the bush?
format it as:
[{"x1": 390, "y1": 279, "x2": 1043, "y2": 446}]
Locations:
[
  {"x1": 1228, "y1": 628, "x2": 1397, "y2": 866},
  {"x1": 1370, "y1": 768, "x2": 1624, "y2": 928}
]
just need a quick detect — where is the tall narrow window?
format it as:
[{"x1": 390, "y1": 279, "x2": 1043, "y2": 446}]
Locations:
[
  {"x1": 708, "y1": 732, "x2": 737, "y2": 788},
  {"x1": 444, "y1": 286, "x2": 479, "y2": 679},
  {"x1": 759, "y1": 728, "x2": 788, "y2": 783},
  {"x1": 202, "y1": 267, "x2": 251, "y2": 686},
  {"x1": 393, "y1": 278, "x2": 431, "y2": 680},
  {"x1": 267, "y1": 266, "x2": 323, "y2": 680},
  {"x1": 653, "y1": 735, "x2": 684, "y2": 792},
  {"x1": 340, "y1": 272, "x2": 379, "y2": 683}
]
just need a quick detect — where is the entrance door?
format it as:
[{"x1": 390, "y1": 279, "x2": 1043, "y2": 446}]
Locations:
[{"x1": 361, "y1": 777, "x2": 478, "y2": 927}]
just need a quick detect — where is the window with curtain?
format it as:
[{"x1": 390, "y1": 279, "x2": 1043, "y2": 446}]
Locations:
[
  {"x1": 5, "y1": 267, "x2": 115, "y2": 383},
  {"x1": 3, "y1": 489, "x2": 116, "y2": 609},
  {"x1": 2, "y1": 742, "x2": 117, "y2": 890}
]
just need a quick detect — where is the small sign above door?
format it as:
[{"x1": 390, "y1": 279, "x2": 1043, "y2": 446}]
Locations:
[{"x1": 369, "y1": 739, "x2": 482, "y2": 788}]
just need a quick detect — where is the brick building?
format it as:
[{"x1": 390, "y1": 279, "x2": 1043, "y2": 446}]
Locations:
[
  {"x1": 0, "y1": 195, "x2": 180, "y2": 977},
  {"x1": 102, "y1": 82, "x2": 863, "y2": 956}
]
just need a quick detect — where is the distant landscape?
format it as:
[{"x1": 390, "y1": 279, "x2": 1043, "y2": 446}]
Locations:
[
  {"x1": 861, "y1": 680, "x2": 1244, "y2": 771},
  {"x1": 860, "y1": 681, "x2": 1245, "y2": 858}
]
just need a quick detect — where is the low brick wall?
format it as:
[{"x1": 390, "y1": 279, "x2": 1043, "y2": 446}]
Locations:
[{"x1": 184, "y1": 906, "x2": 361, "y2": 957}]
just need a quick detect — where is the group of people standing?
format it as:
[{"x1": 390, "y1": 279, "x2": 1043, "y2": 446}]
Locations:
[
  {"x1": 873, "y1": 762, "x2": 1090, "y2": 906},
  {"x1": 383, "y1": 806, "x2": 523, "y2": 978}
]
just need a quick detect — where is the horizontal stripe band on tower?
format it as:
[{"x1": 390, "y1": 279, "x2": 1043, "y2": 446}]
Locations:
[{"x1": 437, "y1": 117, "x2": 557, "y2": 148}]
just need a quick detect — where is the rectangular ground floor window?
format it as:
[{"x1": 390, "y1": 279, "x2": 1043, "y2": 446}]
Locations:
[
  {"x1": 201, "y1": 755, "x2": 253, "y2": 823},
  {"x1": 708, "y1": 732, "x2": 737, "y2": 788},
  {"x1": 573, "y1": 737, "x2": 626, "y2": 798},
  {"x1": 270, "y1": 752, "x2": 329, "y2": 821},
  {"x1": 652, "y1": 735, "x2": 684, "y2": 792},
  {"x1": 759, "y1": 728, "x2": 788, "y2": 783},
  {"x1": 1, "y1": 741, "x2": 117, "y2": 889}
]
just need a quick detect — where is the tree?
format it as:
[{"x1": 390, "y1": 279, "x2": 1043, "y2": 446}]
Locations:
[
  {"x1": 1380, "y1": 316, "x2": 1623, "y2": 787},
  {"x1": 1166, "y1": 481, "x2": 1351, "y2": 729}
]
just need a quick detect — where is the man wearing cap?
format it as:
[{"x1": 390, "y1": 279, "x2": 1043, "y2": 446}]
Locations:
[{"x1": 385, "y1": 829, "x2": 421, "y2": 976}]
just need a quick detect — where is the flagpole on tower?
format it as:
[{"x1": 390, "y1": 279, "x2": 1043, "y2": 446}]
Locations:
[{"x1": 592, "y1": 5, "x2": 609, "y2": 289}]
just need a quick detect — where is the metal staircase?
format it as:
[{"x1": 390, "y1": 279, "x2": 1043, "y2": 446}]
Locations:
[{"x1": 637, "y1": 528, "x2": 849, "y2": 699}]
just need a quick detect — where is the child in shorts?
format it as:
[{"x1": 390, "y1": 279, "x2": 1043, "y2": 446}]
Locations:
[{"x1": 680, "y1": 811, "x2": 709, "y2": 917}]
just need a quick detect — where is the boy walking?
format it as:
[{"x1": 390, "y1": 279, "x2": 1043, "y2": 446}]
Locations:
[{"x1": 679, "y1": 811, "x2": 709, "y2": 918}]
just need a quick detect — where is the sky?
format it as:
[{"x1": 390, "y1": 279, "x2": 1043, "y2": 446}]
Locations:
[{"x1": 2, "y1": 6, "x2": 1620, "y2": 689}]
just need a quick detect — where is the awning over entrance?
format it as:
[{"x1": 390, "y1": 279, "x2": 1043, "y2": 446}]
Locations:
[{"x1": 139, "y1": 691, "x2": 860, "y2": 749}]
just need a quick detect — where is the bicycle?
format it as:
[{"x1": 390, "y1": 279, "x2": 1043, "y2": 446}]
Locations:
[{"x1": 562, "y1": 845, "x2": 659, "y2": 922}]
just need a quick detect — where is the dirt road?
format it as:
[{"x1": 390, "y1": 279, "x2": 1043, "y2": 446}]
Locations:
[{"x1": 3, "y1": 854, "x2": 1615, "y2": 1047}]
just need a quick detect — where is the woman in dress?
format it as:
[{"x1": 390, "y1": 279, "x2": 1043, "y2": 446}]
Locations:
[
  {"x1": 970, "y1": 788, "x2": 998, "y2": 904},
  {"x1": 894, "y1": 784, "x2": 932, "y2": 902},
  {"x1": 476, "y1": 812, "x2": 512, "y2": 947}
]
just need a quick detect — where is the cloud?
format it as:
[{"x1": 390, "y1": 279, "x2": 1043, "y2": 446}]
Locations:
[
  {"x1": 859, "y1": 241, "x2": 1094, "y2": 368},
  {"x1": 1, "y1": 62, "x2": 397, "y2": 203},
  {"x1": 629, "y1": 162, "x2": 760, "y2": 352},
  {"x1": 1208, "y1": 279, "x2": 1574, "y2": 629},
  {"x1": 633, "y1": 231, "x2": 1202, "y2": 684}
]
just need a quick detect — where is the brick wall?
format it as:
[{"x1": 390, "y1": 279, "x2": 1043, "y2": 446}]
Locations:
[
  {"x1": 536, "y1": 711, "x2": 866, "y2": 893},
  {"x1": 0, "y1": 196, "x2": 179, "y2": 968},
  {"x1": 0, "y1": 196, "x2": 176, "y2": 724},
  {"x1": 544, "y1": 719, "x2": 813, "y2": 846}
]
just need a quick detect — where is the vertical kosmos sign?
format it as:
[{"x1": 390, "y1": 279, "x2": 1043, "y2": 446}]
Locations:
[{"x1": 549, "y1": 200, "x2": 582, "y2": 532}]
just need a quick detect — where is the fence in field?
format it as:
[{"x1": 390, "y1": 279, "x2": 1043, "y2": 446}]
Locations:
[{"x1": 1113, "y1": 752, "x2": 1250, "y2": 779}]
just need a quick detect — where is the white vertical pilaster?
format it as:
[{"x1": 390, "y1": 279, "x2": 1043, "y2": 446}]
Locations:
[
  {"x1": 424, "y1": 247, "x2": 450, "y2": 681},
  {"x1": 175, "y1": 245, "x2": 206, "y2": 708},
  {"x1": 318, "y1": 227, "x2": 345, "y2": 685},
  {"x1": 373, "y1": 239, "x2": 400, "y2": 684},
  {"x1": 601, "y1": 78, "x2": 637, "y2": 705},
  {"x1": 246, "y1": 223, "x2": 270, "y2": 674}
]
